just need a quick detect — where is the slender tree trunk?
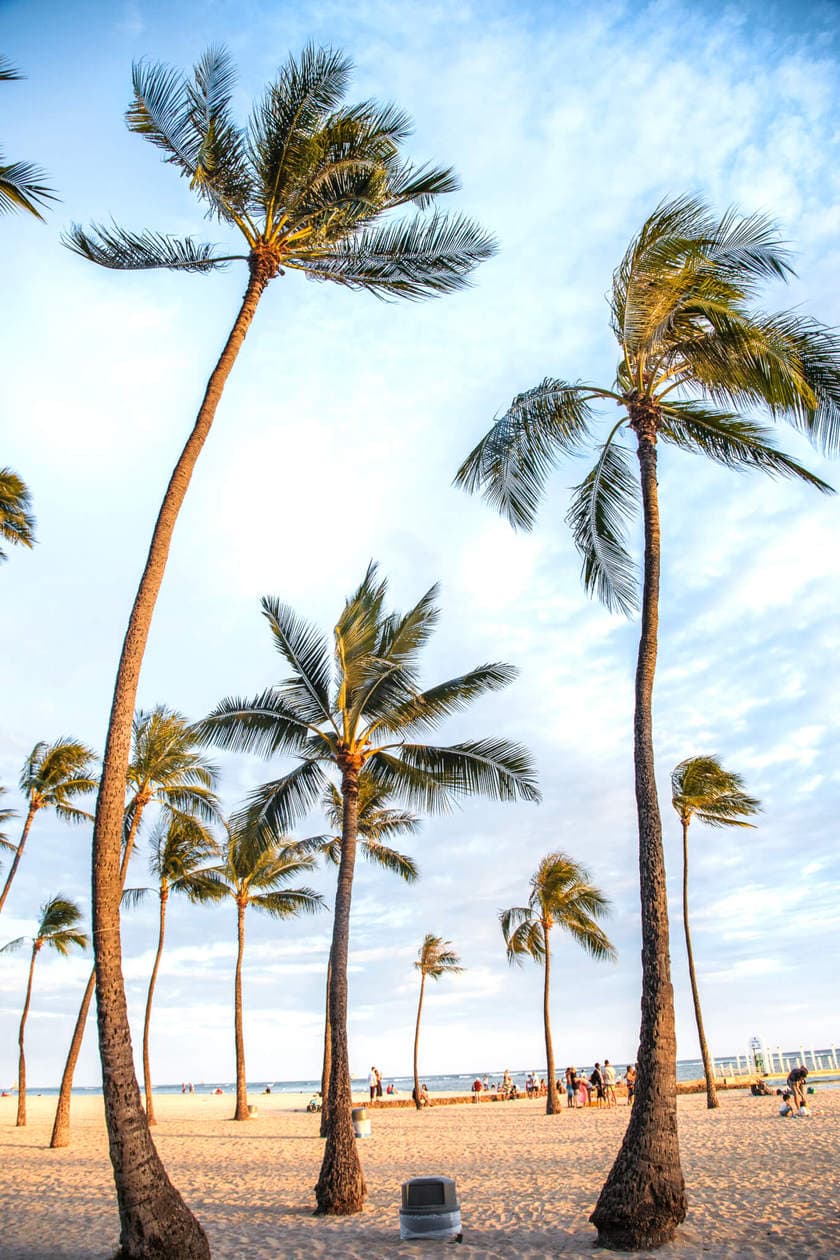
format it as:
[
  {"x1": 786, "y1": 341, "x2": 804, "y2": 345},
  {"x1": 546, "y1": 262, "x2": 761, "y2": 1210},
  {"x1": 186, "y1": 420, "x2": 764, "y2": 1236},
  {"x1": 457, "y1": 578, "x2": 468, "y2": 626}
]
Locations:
[
  {"x1": 591, "y1": 407, "x2": 686, "y2": 1249},
  {"x1": 682, "y1": 819, "x2": 718, "y2": 1109},
  {"x1": 233, "y1": 900, "x2": 250, "y2": 1121},
  {"x1": 90, "y1": 263, "x2": 272, "y2": 1259},
  {"x1": 0, "y1": 805, "x2": 37, "y2": 915},
  {"x1": 143, "y1": 888, "x2": 168, "y2": 1126},
  {"x1": 319, "y1": 945, "x2": 333, "y2": 1138},
  {"x1": 51, "y1": 799, "x2": 146, "y2": 1148},
  {"x1": 543, "y1": 925, "x2": 559, "y2": 1115},
  {"x1": 16, "y1": 943, "x2": 39, "y2": 1126},
  {"x1": 315, "y1": 763, "x2": 366, "y2": 1215},
  {"x1": 412, "y1": 973, "x2": 426, "y2": 1110}
]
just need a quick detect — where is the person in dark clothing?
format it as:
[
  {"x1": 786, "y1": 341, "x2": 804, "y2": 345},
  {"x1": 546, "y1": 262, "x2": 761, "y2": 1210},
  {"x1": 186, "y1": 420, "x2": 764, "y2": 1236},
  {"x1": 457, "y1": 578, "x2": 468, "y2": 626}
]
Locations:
[
  {"x1": 787, "y1": 1065, "x2": 808, "y2": 1109},
  {"x1": 590, "y1": 1062, "x2": 605, "y2": 1105}
]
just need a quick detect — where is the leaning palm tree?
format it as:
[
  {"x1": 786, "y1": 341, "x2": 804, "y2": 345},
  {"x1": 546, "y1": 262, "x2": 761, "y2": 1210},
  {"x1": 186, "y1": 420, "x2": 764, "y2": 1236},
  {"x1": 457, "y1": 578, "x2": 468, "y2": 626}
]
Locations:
[
  {"x1": 0, "y1": 739, "x2": 97, "y2": 915},
  {"x1": 671, "y1": 755, "x2": 760, "y2": 1110},
  {"x1": 197, "y1": 562, "x2": 539, "y2": 1215},
  {"x1": 501, "y1": 852, "x2": 616, "y2": 1115},
  {"x1": 131, "y1": 815, "x2": 224, "y2": 1125},
  {"x1": 0, "y1": 468, "x2": 36, "y2": 560},
  {"x1": 206, "y1": 822, "x2": 324, "y2": 1121},
  {"x1": 457, "y1": 195, "x2": 840, "y2": 1249},
  {"x1": 66, "y1": 43, "x2": 493, "y2": 1257},
  {"x1": 412, "y1": 934, "x2": 463, "y2": 1110},
  {"x1": 2, "y1": 896, "x2": 87, "y2": 1126},
  {"x1": 0, "y1": 58, "x2": 56, "y2": 219},
  {"x1": 315, "y1": 778, "x2": 419, "y2": 1136},
  {"x1": 50, "y1": 706, "x2": 219, "y2": 1148}
]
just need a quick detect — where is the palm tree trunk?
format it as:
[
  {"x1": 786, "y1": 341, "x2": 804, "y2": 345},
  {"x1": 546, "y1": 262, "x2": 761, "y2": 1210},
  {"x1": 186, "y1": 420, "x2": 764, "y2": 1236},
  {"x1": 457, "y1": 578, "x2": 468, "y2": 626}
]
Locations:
[
  {"x1": 51, "y1": 800, "x2": 147, "y2": 1148},
  {"x1": 591, "y1": 407, "x2": 686, "y2": 1249},
  {"x1": 412, "y1": 973, "x2": 426, "y2": 1110},
  {"x1": 319, "y1": 945, "x2": 333, "y2": 1138},
  {"x1": 16, "y1": 943, "x2": 38, "y2": 1126},
  {"x1": 233, "y1": 900, "x2": 249, "y2": 1121},
  {"x1": 91, "y1": 264, "x2": 271, "y2": 1259},
  {"x1": 315, "y1": 763, "x2": 367, "y2": 1215},
  {"x1": 682, "y1": 819, "x2": 718, "y2": 1109},
  {"x1": 0, "y1": 804, "x2": 37, "y2": 915},
  {"x1": 542, "y1": 926, "x2": 559, "y2": 1115},
  {"x1": 143, "y1": 888, "x2": 168, "y2": 1126}
]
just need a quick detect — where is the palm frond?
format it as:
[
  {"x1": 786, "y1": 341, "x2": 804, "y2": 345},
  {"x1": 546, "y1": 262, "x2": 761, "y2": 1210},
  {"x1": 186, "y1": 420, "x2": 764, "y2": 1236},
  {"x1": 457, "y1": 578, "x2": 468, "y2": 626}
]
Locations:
[
  {"x1": 566, "y1": 430, "x2": 640, "y2": 614},
  {"x1": 195, "y1": 689, "x2": 314, "y2": 758},
  {"x1": 236, "y1": 759, "x2": 329, "y2": 837},
  {"x1": 249, "y1": 887, "x2": 325, "y2": 917},
  {"x1": 260, "y1": 597, "x2": 333, "y2": 724},
  {"x1": 361, "y1": 839, "x2": 419, "y2": 882},
  {"x1": 0, "y1": 468, "x2": 36, "y2": 557},
  {"x1": 121, "y1": 886, "x2": 150, "y2": 910},
  {"x1": 374, "y1": 663, "x2": 519, "y2": 736},
  {"x1": 0, "y1": 157, "x2": 57, "y2": 219},
  {"x1": 393, "y1": 738, "x2": 541, "y2": 804},
  {"x1": 63, "y1": 222, "x2": 234, "y2": 272},
  {"x1": 500, "y1": 906, "x2": 545, "y2": 965},
  {"x1": 671, "y1": 755, "x2": 761, "y2": 828}
]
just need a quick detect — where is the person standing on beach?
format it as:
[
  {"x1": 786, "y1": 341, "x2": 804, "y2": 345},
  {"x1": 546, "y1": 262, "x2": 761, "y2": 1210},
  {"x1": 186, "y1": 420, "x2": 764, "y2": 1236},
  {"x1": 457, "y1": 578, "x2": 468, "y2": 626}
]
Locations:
[
  {"x1": 624, "y1": 1065, "x2": 637, "y2": 1104},
  {"x1": 375, "y1": 1068, "x2": 383, "y2": 1099},
  {"x1": 603, "y1": 1060, "x2": 617, "y2": 1105},
  {"x1": 368, "y1": 1067, "x2": 377, "y2": 1102},
  {"x1": 590, "y1": 1063, "x2": 605, "y2": 1105}
]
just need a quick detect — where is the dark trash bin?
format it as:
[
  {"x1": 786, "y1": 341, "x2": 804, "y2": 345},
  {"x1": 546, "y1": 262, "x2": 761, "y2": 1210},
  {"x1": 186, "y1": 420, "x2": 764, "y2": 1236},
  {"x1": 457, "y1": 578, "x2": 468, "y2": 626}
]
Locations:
[{"x1": 400, "y1": 1176, "x2": 461, "y2": 1240}]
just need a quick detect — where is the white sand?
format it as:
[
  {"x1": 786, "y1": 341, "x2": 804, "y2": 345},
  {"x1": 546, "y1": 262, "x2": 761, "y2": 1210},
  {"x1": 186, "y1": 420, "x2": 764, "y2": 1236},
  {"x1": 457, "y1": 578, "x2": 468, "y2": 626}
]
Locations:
[{"x1": 1, "y1": 1088, "x2": 837, "y2": 1258}]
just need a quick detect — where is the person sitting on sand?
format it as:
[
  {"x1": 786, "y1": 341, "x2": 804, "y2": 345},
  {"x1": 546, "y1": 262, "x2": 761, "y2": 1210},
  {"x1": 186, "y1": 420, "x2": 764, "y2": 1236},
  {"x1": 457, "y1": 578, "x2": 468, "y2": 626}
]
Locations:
[
  {"x1": 787, "y1": 1065, "x2": 808, "y2": 1109},
  {"x1": 413, "y1": 1083, "x2": 429, "y2": 1107},
  {"x1": 306, "y1": 1092, "x2": 321, "y2": 1112}
]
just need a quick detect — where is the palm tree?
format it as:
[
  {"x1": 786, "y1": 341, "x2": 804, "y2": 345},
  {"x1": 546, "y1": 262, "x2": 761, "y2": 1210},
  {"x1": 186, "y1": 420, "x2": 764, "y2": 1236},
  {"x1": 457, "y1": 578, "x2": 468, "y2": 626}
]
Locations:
[
  {"x1": 66, "y1": 43, "x2": 493, "y2": 1255},
  {"x1": 315, "y1": 778, "x2": 419, "y2": 1137},
  {"x1": 456, "y1": 195, "x2": 840, "y2": 1249},
  {"x1": 500, "y1": 852, "x2": 616, "y2": 1115},
  {"x1": 50, "y1": 706, "x2": 219, "y2": 1148},
  {"x1": 197, "y1": 563, "x2": 539, "y2": 1214},
  {"x1": 412, "y1": 934, "x2": 463, "y2": 1110},
  {"x1": 0, "y1": 739, "x2": 97, "y2": 915},
  {"x1": 129, "y1": 815, "x2": 225, "y2": 1125},
  {"x1": 671, "y1": 755, "x2": 760, "y2": 1110},
  {"x1": 2, "y1": 896, "x2": 87, "y2": 1126},
  {"x1": 0, "y1": 58, "x2": 56, "y2": 219},
  {"x1": 0, "y1": 468, "x2": 36, "y2": 560},
  {"x1": 206, "y1": 822, "x2": 324, "y2": 1121}
]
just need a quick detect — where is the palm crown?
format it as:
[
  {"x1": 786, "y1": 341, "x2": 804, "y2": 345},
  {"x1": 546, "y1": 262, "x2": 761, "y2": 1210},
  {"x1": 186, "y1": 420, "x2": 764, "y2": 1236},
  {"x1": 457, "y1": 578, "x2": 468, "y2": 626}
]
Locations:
[
  {"x1": 501, "y1": 852, "x2": 616, "y2": 965},
  {"x1": 0, "y1": 58, "x2": 56, "y2": 220},
  {"x1": 457, "y1": 195, "x2": 840, "y2": 614},
  {"x1": 196, "y1": 562, "x2": 539, "y2": 832},
  {"x1": 671, "y1": 755, "x2": 760, "y2": 829},
  {"x1": 415, "y1": 933, "x2": 463, "y2": 980},
  {"x1": 3, "y1": 894, "x2": 89, "y2": 958},
  {"x1": 209, "y1": 822, "x2": 324, "y2": 918},
  {"x1": 0, "y1": 468, "x2": 37, "y2": 559},
  {"x1": 125, "y1": 706, "x2": 220, "y2": 833},
  {"x1": 66, "y1": 44, "x2": 494, "y2": 297},
  {"x1": 20, "y1": 739, "x2": 98, "y2": 822},
  {"x1": 147, "y1": 814, "x2": 224, "y2": 902}
]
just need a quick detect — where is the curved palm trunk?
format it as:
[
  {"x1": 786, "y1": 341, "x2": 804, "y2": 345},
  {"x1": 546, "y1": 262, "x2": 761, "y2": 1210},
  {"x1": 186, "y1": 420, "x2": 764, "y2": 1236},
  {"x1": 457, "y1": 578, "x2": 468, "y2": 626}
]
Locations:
[
  {"x1": 315, "y1": 764, "x2": 366, "y2": 1215},
  {"x1": 143, "y1": 888, "x2": 168, "y2": 1126},
  {"x1": 319, "y1": 945, "x2": 333, "y2": 1138},
  {"x1": 0, "y1": 804, "x2": 37, "y2": 915},
  {"x1": 233, "y1": 900, "x2": 250, "y2": 1121},
  {"x1": 412, "y1": 972, "x2": 426, "y2": 1110},
  {"x1": 542, "y1": 925, "x2": 559, "y2": 1115},
  {"x1": 16, "y1": 943, "x2": 39, "y2": 1126},
  {"x1": 682, "y1": 819, "x2": 718, "y2": 1109},
  {"x1": 591, "y1": 411, "x2": 686, "y2": 1249},
  {"x1": 91, "y1": 264, "x2": 271, "y2": 1259},
  {"x1": 51, "y1": 802, "x2": 146, "y2": 1148}
]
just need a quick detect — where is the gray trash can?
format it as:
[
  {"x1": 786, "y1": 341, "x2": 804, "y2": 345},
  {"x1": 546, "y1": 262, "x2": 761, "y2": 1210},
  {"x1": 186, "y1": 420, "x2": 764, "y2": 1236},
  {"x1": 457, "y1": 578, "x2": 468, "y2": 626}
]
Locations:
[
  {"x1": 399, "y1": 1176, "x2": 461, "y2": 1240},
  {"x1": 352, "y1": 1106, "x2": 371, "y2": 1138}
]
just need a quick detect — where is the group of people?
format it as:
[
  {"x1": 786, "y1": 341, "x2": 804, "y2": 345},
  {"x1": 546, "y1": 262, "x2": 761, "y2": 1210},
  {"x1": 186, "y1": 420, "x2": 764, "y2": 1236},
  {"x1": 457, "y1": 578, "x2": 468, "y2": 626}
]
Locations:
[
  {"x1": 563, "y1": 1061, "x2": 636, "y2": 1107},
  {"x1": 471, "y1": 1069, "x2": 541, "y2": 1100},
  {"x1": 368, "y1": 1066, "x2": 383, "y2": 1101}
]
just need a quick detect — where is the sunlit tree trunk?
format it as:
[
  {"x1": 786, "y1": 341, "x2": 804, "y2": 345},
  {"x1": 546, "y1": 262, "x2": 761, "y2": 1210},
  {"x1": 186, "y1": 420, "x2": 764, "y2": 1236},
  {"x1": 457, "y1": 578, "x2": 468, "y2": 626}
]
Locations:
[
  {"x1": 315, "y1": 761, "x2": 366, "y2": 1214},
  {"x1": 0, "y1": 804, "x2": 37, "y2": 915},
  {"x1": 143, "y1": 887, "x2": 168, "y2": 1126},
  {"x1": 233, "y1": 899, "x2": 250, "y2": 1122},
  {"x1": 91, "y1": 263, "x2": 271, "y2": 1259},
  {"x1": 542, "y1": 923, "x2": 559, "y2": 1115},
  {"x1": 412, "y1": 971, "x2": 426, "y2": 1110},
  {"x1": 682, "y1": 818, "x2": 718, "y2": 1109},
  {"x1": 50, "y1": 802, "x2": 145, "y2": 1148},
  {"x1": 591, "y1": 406, "x2": 687, "y2": 1249},
  {"x1": 16, "y1": 942, "x2": 39, "y2": 1126}
]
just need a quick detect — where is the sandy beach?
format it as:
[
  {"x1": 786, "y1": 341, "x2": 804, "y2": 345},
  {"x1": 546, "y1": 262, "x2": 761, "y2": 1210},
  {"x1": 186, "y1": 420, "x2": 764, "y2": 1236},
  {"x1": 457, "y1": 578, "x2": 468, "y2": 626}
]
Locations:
[{"x1": 1, "y1": 1087, "x2": 837, "y2": 1259}]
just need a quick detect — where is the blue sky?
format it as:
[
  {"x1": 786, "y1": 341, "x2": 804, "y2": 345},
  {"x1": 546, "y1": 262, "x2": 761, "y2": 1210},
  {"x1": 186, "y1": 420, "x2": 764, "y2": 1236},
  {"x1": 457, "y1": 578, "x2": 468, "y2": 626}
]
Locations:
[{"x1": 1, "y1": 0, "x2": 839, "y2": 1090}]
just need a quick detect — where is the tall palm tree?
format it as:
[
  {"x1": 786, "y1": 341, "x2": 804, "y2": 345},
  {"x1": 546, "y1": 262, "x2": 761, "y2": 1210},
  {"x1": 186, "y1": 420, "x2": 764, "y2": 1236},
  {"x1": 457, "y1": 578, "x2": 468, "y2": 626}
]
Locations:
[
  {"x1": 412, "y1": 934, "x2": 463, "y2": 1110},
  {"x1": 0, "y1": 739, "x2": 97, "y2": 915},
  {"x1": 501, "y1": 852, "x2": 616, "y2": 1115},
  {"x1": 50, "y1": 706, "x2": 219, "y2": 1148},
  {"x1": 671, "y1": 755, "x2": 760, "y2": 1110},
  {"x1": 206, "y1": 823, "x2": 324, "y2": 1121},
  {"x1": 130, "y1": 815, "x2": 225, "y2": 1125},
  {"x1": 66, "y1": 43, "x2": 493, "y2": 1256},
  {"x1": 456, "y1": 196, "x2": 840, "y2": 1249},
  {"x1": 0, "y1": 468, "x2": 36, "y2": 560},
  {"x1": 2, "y1": 896, "x2": 87, "y2": 1126},
  {"x1": 0, "y1": 58, "x2": 56, "y2": 219},
  {"x1": 314, "y1": 778, "x2": 419, "y2": 1136},
  {"x1": 197, "y1": 563, "x2": 539, "y2": 1214}
]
